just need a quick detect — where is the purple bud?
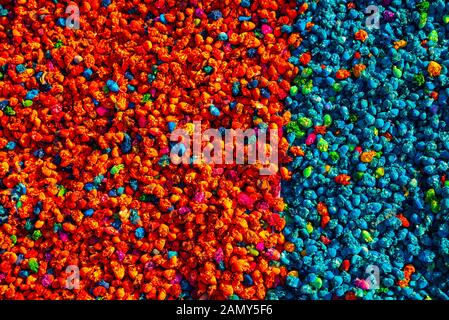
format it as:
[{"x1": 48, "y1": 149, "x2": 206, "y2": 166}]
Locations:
[
  {"x1": 195, "y1": 8, "x2": 204, "y2": 17},
  {"x1": 45, "y1": 253, "x2": 52, "y2": 262},
  {"x1": 193, "y1": 192, "x2": 205, "y2": 203},
  {"x1": 179, "y1": 206, "x2": 192, "y2": 215},
  {"x1": 42, "y1": 274, "x2": 52, "y2": 287},
  {"x1": 117, "y1": 250, "x2": 125, "y2": 262},
  {"x1": 383, "y1": 10, "x2": 395, "y2": 22}
]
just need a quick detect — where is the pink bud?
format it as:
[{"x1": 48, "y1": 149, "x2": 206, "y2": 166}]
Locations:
[
  {"x1": 138, "y1": 116, "x2": 147, "y2": 127},
  {"x1": 305, "y1": 132, "x2": 317, "y2": 146},
  {"x1": 59, "y1": 232, "x2": 69, "y2": 242},
  {"x1": 238, "y1": 192, "x2": 255, "y2": 208},
  {"x1": 96, "y1": 107, "x2": 108, "y2": 116},
  {"x1": 354, "y1": 278, "x2": 371, "y2": 290},
  {"x1": 261, "y1": 25, "x2": 273, "y2": 35}
]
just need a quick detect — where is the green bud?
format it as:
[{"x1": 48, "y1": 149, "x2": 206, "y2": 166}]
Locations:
[
  {"x1": 303, "y1": 166, "x2": 313, "y2": 178},
  {"x1": 299, "y1": 117, "x2": 313, "y2": 128},
  {"x1": 22, "y1": 100, "x2": 33, "y2": 107},
  {"x1": 362, "y1": 230, "x2": 373, "y2": 242},
  {"x1": 430, "y1": 199, "x2": 440, "y2": 213},
  {"x1": 306, "y1": 222, "x2": 313, "y2": 234},
  {"x1": 317, "y1": 138, "x2": 328, "y2": 152},
  {"x1": 355, "y1": 288, "x2": 364, "y2": 298},
  {"x1": 295, "y1": 129, "x2": 306, "y2": 138},
  {"x1": 285, "y1": 121, "x2": 305, "y2": 139},
  {"x1": 142, "y1": 93, "x2": 151, "y2": 103},
  {"x1": 323, "y1": 114, "x2": 332, "y2": 126},
  {"x1": 32, "y1": 230, "x2": 42, "y2": 241},
  {"x1": 428, "y1": 30, "x2": 438, "y2": 42},
  {"x1": 29, "y1": 258, "x2": 39, "y2": 273},
  {"x1": 416, "y1": 1, "x2": 430, "y2": 13},
  {"x1": 355, "y1": 172, "x2": 365, "y2": 180},
  {"x1": 413, "y1": 73, "x2": 425, "y2": 86},
  {"x1": 425, "y1": 188, "x2": 436, "y2": 203},
  {"x1": 290, "y1": 86, "x2": 298, "y2": 96},
  {"x1": 375, "y1": 167, "x2": 385, "y2": 178},
  {"x1": 4, "y1": 106, "x2": 15, "y2": 116},
  {"x1": 57, "y1": 186, "x2": 67, "y2": 197},
  {"x1": 301, "y1": 67, "x2": 313, "y2": 78},
  {"x1": 285, "y1": 121, "x2": 299, "y2": 133},
  {"x1": 419, "y1": 12, "x2": 428, "y2": 29},
  {"x1": 329, "y1": 151, "x2": 340, "y2": 162},
  {"x1": 332, "y1": 82, "x2": 343, "y2": 92},
  {"x1": 248, "y1": 248, "x2": 259, "y2": 257},
  {"x1": 302, "y1": 84, "x2": 312, "y2": 95},
  {"x1": 110, "y1": 164, "x2": 125, "y2": 175},
  {"x1": 54, "y1": 40, "x2": 64, "y2": 48},
  {"x1": 392, "y1": 66, "x2": 403, "y2": 78}
]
